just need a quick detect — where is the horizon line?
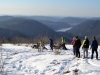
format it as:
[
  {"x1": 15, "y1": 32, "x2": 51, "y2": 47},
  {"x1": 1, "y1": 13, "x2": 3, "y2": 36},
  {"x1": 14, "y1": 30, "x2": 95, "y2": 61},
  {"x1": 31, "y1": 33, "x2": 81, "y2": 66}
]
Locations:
[{"x1": 0, "y1": 14, "x2": 100, "y2": 18}]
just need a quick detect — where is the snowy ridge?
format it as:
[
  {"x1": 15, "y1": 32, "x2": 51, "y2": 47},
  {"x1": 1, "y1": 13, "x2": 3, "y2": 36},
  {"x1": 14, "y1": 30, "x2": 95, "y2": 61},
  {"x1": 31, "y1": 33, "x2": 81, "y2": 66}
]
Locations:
[{"x1": 0, "y1": 44, "x2": 100, "y2": 75}]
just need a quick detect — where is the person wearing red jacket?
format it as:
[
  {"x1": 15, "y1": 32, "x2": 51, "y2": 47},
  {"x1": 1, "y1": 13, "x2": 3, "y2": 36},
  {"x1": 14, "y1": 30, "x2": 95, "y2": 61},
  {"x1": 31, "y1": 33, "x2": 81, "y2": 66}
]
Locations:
[{"x1": 71, "y1": 37, "x2": 76, "y2": 55}]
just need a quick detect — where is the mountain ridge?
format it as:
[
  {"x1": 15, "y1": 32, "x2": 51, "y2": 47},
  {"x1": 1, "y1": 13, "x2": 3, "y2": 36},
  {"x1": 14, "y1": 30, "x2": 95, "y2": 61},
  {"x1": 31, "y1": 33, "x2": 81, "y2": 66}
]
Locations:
[
  {"x1": 0, "y1": 18, "x2": 63, "y2": 39},
  {"x1": 66, "y1": 20, "x2": 100, "y2": 43}
]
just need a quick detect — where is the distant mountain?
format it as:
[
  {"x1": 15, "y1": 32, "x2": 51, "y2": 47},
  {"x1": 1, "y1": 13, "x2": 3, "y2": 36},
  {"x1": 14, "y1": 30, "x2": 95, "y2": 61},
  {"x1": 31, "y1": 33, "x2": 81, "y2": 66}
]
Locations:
[
  {"x1": 17, "y1": 16, "x2": 62, "y2": 22},
  {"x1": 0, "y1": 28, "x2": 26, "y2": 39},
  {"x1": 0, "y1": 18, "x2": 62, "y2": 39},
  {"x1": 66, "y1": 20, "x2": 100, "y2": 42},
  {"x1": 59, "y1": 17, "x2": 88, "y2": 26},
  {"x1": 0, "y1": 16, "x2": 15, "y2": 21},
  {"x1": 11, "y1": 16, "x2": 71, "y2": 30},
  {"x1": 39, "y1": 20, "x2": 71, "y2": 30},
  {"x1": 91, "y1": 17, "x2": 100, "y2": 20}
]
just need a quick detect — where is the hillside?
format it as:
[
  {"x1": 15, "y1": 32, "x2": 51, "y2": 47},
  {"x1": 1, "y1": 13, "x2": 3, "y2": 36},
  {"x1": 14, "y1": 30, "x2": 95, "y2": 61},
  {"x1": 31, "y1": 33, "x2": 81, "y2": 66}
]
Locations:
[
  {"x1": 16, "y1": 16, "x2": 71, "y2": 30},
  {"x1": 59, "y1": 17, "x2": 88, "y2": 26},
  {"x1": 91, "y1": 17, "x2": 100, "y2": 20},
  {"x1": 66, "y1": 20, "x2": 100, "y2": 42},
  {"x1": 0, "y1": 16, "x2": 15, "y2": 21},
  {"x1": 0, "y1": 18, "x2": 62, "y2": 39},
  {"x1": 0, "y1": 28, "x2": 26, "y2": 39},
  {"x1": 26, "y1": 16, "x2": 62, "y2": 22},
  {"x1": 39, "y1": 20, "x2": 71, "y2": 30}
]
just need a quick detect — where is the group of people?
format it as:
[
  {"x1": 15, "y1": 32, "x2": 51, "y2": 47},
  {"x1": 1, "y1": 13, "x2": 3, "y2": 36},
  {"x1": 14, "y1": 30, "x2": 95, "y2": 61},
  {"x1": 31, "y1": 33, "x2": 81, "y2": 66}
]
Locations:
[
  {"x1": 38, "y1": 36, "x2": 98, "y2": 60},
  {"x1": 37, "y1": 37, "x2": 67, "y2": 51},
  {"x1": 71, "y1": 36, "x2": 98, "y2": 60},
  {"x1": 49, "y1": 37, "x2": 67, "y2": 50}
]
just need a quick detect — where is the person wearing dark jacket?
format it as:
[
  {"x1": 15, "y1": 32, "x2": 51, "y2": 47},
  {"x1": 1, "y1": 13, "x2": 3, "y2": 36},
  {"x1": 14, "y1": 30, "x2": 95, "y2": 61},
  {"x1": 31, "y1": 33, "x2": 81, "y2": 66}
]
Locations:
[
  {"x1": 82, "y1": 36, "x2": 89, "y2": 58},
  {"x1": 90, "y1": 36, "x2": 98, "y2": 59},
  {"x1": 49, "y1": 39, "x2": 54, "y2": 50},
  {"x1": 74, "y1": 36, "x2": 81, "y2": 58}
]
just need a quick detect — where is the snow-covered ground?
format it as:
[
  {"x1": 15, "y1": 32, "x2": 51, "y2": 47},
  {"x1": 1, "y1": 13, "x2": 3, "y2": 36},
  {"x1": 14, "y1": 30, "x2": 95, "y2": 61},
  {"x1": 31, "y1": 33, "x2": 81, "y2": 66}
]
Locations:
[{"x1": 0, "y1": 44, "x2": 100, "y2": 75}]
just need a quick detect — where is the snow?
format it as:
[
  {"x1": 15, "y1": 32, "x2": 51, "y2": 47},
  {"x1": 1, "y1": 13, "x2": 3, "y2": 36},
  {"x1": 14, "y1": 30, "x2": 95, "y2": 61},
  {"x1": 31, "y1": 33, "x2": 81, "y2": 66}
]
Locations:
[
  {"x1": 55, "y1": 27, "x2": 72, "y2": 32},
  {"x1": 0, "y1": 44, "x2": 100, "y2": 75}
]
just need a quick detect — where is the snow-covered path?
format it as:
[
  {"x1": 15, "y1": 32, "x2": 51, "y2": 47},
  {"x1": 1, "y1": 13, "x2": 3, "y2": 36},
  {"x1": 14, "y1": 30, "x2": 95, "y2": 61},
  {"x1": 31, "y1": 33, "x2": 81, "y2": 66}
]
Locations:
[{"x1": 0, "y1": 44, "x2": 100, "y2": 75}]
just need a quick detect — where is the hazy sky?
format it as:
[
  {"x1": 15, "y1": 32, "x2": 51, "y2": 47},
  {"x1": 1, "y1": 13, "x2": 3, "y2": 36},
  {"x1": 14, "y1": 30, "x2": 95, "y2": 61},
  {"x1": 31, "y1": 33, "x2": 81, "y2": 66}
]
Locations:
[{"x1": 0, "y1": 0, "x2": 100, "y2": 17}]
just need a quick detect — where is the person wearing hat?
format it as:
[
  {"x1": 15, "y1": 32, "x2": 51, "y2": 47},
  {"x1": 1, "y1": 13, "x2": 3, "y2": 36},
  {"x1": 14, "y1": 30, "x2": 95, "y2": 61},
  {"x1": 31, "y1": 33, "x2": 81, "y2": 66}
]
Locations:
[{"x1": 82, "y1": 36, "x2": 89, "y2": 59}]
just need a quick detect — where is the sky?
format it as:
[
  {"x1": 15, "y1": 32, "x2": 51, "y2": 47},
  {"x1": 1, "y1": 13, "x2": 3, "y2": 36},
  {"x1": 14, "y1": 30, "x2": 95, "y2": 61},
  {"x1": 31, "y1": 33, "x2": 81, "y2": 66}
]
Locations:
[{"x1": 0, "y1": 0, "x2": 100, "y2": 17}]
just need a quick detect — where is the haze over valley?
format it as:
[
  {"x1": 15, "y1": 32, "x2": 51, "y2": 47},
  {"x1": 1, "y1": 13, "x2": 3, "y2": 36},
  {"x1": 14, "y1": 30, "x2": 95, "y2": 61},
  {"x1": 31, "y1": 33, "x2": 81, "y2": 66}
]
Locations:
[{"x1": 0, "y1": 16, "x2": 100, "y2": 43}]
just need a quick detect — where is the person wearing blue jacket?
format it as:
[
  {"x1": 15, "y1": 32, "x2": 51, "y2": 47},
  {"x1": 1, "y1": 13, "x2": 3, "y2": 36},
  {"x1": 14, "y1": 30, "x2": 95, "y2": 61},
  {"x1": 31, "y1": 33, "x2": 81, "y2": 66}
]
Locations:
[
  {"x1": 90, "y1": 36, "x2": 98, "y2": 60},
  {"x1": 49, "y1": 39, "x2": 54, "y2": 50}
]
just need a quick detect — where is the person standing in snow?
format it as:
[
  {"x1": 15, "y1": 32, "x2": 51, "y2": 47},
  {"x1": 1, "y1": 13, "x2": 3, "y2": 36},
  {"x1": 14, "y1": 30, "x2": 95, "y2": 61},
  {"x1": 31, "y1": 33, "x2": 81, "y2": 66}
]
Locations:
[
  {"x1": 71, "y1": 37, "x2": 76, "y2": 55},
  {"x1": 82, "y1": 36, "x2": 89, "y2": 59},
  {"x1": 73, "y1": 36, "x2": 81, "y2": 58},
  {"x1": 90, "y1": 36, "x2": 98, "y2": 60},
  {"x1": 49, "y1": 39, "x2": 54, "y2": 50},
  {"x1": 61, "y1": 37, "x2": 67, "y2": 50},
  {"x1": 39, "y1": 40, "x2": 44, "y2": 47},
  {"x1": 38, "y1": 40, "x2": 45, "y2": 52}
]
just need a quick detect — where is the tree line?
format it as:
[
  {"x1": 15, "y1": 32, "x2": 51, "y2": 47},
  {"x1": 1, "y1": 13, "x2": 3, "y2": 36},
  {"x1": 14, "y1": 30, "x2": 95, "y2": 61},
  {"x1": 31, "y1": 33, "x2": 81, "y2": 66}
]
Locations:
[{"x1": 0, "y1": 36, "x2": 62, "y2": 44}]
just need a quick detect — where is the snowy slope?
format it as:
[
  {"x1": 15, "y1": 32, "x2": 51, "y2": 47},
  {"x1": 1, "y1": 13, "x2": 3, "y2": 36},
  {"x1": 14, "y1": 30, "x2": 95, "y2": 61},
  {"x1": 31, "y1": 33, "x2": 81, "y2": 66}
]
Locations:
[{"x1": 0, "y1": 44, "x2": 100, "y2": 75}]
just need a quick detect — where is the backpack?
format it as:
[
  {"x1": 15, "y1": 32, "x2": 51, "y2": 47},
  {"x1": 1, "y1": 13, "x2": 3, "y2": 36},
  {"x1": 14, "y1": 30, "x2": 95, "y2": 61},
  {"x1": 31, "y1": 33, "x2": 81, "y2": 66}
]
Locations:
[{"x1": 83, "y1": 39, "x2": 89, "y2": 48}]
